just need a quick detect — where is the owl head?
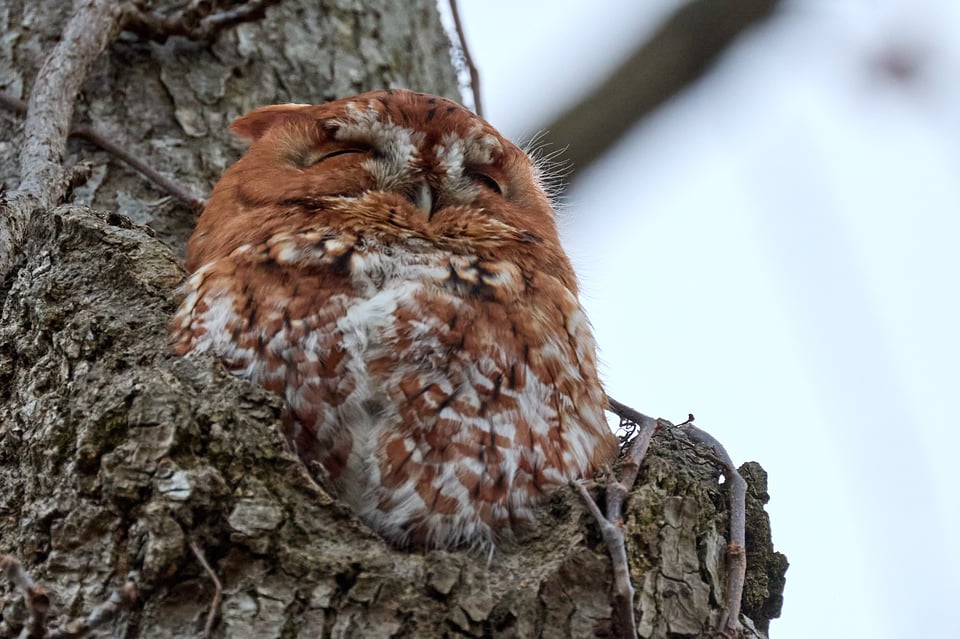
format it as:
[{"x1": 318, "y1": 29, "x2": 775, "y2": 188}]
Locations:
[{"x1": 187, "y1": 89, "x2": 574, "y2": 289}]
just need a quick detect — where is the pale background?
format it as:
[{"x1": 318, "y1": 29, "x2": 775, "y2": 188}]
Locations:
[{"x1": 453, "y1": 1, "x2": 960, "y2": 637}]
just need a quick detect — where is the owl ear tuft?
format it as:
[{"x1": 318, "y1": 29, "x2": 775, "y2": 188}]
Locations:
[{"x1": 230, "y1": 104, "x2": 313, "y2": 142}]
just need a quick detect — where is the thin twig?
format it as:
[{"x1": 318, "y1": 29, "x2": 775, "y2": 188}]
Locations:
[
  {"x1": 189, "y1": 538, "x2": 223, "y2": 638},
  {"x1": 606, "y1": 396, "x2": 652, "y2": 430},
  {"x1": 448, "y1": 0, "x2": 483, "y2": 117},
  {"x1": 0, "y1": 91, "x2": 205, "y2": 213},
  {"x1": 574, "y1": 480, "x2": 636, "y2": 638},
  {"x1": 0, "y1": 91, "x2": 27, "y2": 118},
  {"x1": 598, "y1": 397, "x2": 748, "y2": 637},
  {"x1": 577, "y1": 398, "x2": 661, "y2": 639},
  {"x1": 72, "y1": 126, "x2": 205, "y2": 212},
  {"x1": 119, "y1": 0, "x2": 282, "y2": 43},
  {"x1": 1, "y1": 0, "x2": 279, "y2": 276},
  {"x1": 199, "y1": 0, "x2": 280, "y2": 35}
]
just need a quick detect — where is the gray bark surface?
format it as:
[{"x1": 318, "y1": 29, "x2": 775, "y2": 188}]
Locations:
[
  {"x1": 0, "y1": 2, "x2": 786, "y2": 637},
  {"x1": 0, "y1": 0, "x2": 459, "y2": 256}
]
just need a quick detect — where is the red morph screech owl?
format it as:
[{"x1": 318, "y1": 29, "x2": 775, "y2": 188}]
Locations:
[{"x1": 170, "y1": 89, "x2": 617, "y2": 551}]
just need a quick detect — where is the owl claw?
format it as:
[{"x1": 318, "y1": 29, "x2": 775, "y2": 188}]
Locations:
[
  {"x1": 678, "y1": 421, "x2": 747, "y2": 639},
  {"x1": 576, "y1": 411, "x2": 657, "y2": 639},
  {"x1": 574, "y1": 480, "x2": 636, "y2": 638},
  {"x1": 580, "y1": 402, "x2": 747, "y2": 639}
]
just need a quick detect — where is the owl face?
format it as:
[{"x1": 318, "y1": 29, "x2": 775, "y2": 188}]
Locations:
[{"x1": 187, "y1": 89, "x2": 568, "y2": 288}]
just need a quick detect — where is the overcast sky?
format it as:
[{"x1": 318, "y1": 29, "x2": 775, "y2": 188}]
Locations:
[{"x1": 458, "y1": 1, "x2": 959, "y2": 637}]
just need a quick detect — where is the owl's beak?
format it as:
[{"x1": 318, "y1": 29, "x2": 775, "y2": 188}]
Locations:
[{"x1": 413, "y1": 182, "x2": 433, "y2": 217}]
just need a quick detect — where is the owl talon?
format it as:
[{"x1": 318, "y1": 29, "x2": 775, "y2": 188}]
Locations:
[
  {"x1": 585, "y1": 402, "x2": 748, "y2": 638},
  {"x1": 678, "y1": 421, "x2": 747, "y2": 638},
  {"x1": 574, "y1": 480, "x2": 636, "y2": 638},
  {"x1": 576, "y1": 412, "x2": 657, "y2": 639}
]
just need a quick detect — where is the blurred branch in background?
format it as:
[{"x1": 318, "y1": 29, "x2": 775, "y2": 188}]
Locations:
[
  {"x1": 542, "y1": 0, "x2": 780, "y2": 186},
  {"x1": 449, "y1": 0, "x2": 483, "y2": 116}
]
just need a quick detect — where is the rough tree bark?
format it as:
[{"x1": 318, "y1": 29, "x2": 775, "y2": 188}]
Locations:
[{"x1": 0, "y1": 1, "x2": 786, "y2": 637}]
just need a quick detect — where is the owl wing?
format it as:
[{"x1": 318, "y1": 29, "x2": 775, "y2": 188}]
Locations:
[{"x1": 170, "y1": 227, "x2": 361, "y2": 468}]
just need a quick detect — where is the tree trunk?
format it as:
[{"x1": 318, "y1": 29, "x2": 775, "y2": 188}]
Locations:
[{"x1": 0, "y1": 2, "x2": 786, "y2": 637}]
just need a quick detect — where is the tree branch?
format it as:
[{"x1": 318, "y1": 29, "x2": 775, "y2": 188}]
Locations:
[
  {"x1": 448, "y1": 0, "x2": 483, "y2": 117},
  {"x1": 542, "y1": 0, "x2": 780, "y2": 186},
  {"x1": 1, "y1": 554, "x2": 49, "y2": 638},
  {"x1": 1, "y1": 0, "x2": 122, "y2": 277},
  {"x1": 46, "y1": 581, "x2": 138, "y2": 639},
  {"x1": 1, "y1": 92, "x2": 205, "y2": 213},
  {"x1": 1, "y1": 0, "x2": 279, "y2": 276},
  {"x1": 679, "y1": 422, "x2": 747, "y2": 637},
  {"x1": 2, "y1": 554, "x2": 137, "y2": 639},
  {"x1": 602, "y1": 398, "x2": 751, "y2": 636},
  {"x1": 75, "y1": 125, "x2": 206, "y2": 213},
  {"x1": 118, "y1": 0, "x2": 283, "y2": 43},
  {"x1": 16, "y1": 0, "x2": 122, "y2": 207}
]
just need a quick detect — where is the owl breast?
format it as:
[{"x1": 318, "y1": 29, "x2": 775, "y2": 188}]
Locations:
[{"x1": 170, "y1": 89, "x2": 616, "y2": 551}]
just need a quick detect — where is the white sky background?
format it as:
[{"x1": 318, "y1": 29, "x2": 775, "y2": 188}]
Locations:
[{"x1": 456, "y1": 1, "x2": 959, "y2": 637}]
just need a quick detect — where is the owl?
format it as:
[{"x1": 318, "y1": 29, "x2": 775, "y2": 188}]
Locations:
[{"x1": 170, "y1": 89, "x2": 617, "y2": 551}]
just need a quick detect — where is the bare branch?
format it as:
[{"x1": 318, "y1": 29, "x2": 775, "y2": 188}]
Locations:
[
  {"x1": 0, "y1": 91, "x2": 205, "y2": 214},
  {"x1": 189, "y1": 538, "x2": 223, "y2": 638},
  {"x1": 2, "y1": 554, "x2": 135, "y2": 639},
  {"x1": 448, "y1": 0, "x2": 483, "y2": 117},
  {"x1": 1, "y1": 0, "x2": 287, "y2": 276},
  {"x1": 1, "y1": 0, "x2": 123, "y2": 277},
  {"x1": 71, "y1": 125, "x2": 206, "y2": 213},
  {"x1": 16, "y1": 0, "x2": 122, "y2": 207},
  {"x1": 541, "y1": 0, "x2": 780, "y2": 186},
  {"x1": 119, "y1": 0, "x2": 283, "y2": 43},
  {"x1": 607, "y1": 396, "x2": 655, "y2": 432},
  {"x1": 0, "y1": 91, "x2": 28, "y2": 118},
  {"x1": 574, "y1": 481, "x2": 636, "y2": 638},
  {"x1": 579, "y1": 401, "x2": 660, "y2": 638},
  {"x1": 1, "y1": 554, "x2": 50, "y2": 638},
  {"x1": 46, "y1": 581, "x2": 138, "y2": 639},
  {"x1": 576, "y1": 408, "x2": 658, "y2": 639}
]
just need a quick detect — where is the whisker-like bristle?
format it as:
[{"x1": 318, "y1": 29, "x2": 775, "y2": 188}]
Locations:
[{"x1": 518, "y1": 130, "x2": 573, "y2": 212}]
